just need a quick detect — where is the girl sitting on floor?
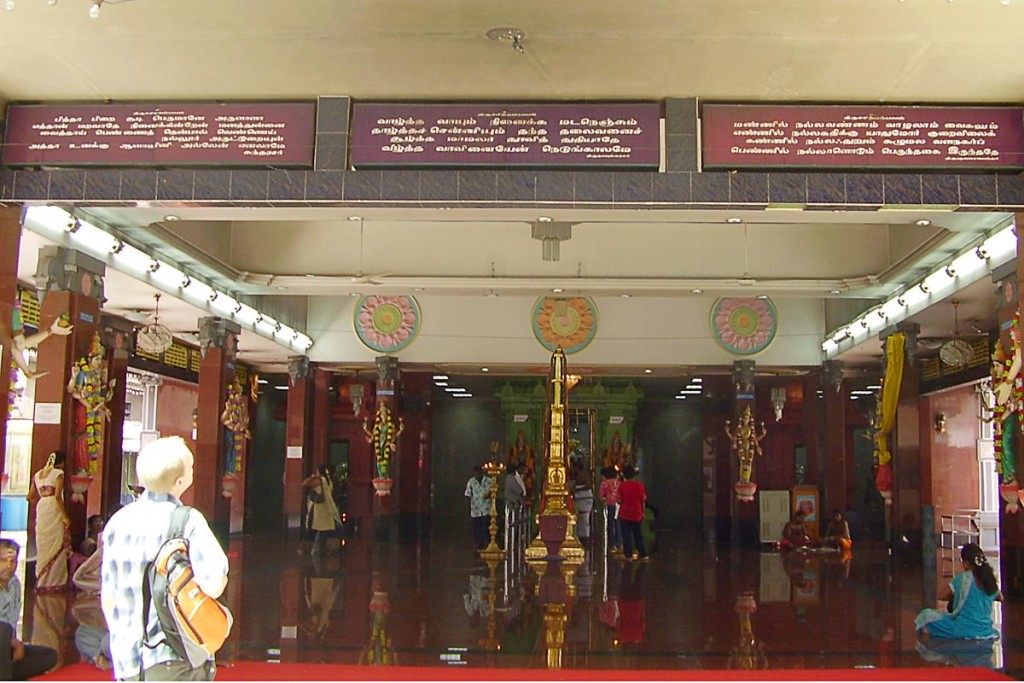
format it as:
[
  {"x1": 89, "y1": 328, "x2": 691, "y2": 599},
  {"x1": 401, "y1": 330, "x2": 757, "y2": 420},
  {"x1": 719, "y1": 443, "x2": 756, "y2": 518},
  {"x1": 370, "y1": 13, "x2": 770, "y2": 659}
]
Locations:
[{"x1": 915, "y1": 543, "x2": 1002, "y2": 641}]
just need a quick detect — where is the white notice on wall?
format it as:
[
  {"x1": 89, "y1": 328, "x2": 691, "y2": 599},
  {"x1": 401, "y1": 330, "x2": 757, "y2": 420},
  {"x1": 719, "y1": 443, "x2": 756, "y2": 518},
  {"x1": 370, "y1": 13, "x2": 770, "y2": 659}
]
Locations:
[
  {"x1": 286, "y1": 446, "x2": 303, "y2": 460},
  {"x1": 609, "y1": 415, "x2": 624, "y2": 425},
  {"x1": 513, "y1": 414, "x2": 528, "y2": 423},
  {"x1": 34, "y1": 403, "x2": 61, "y2": 424}
]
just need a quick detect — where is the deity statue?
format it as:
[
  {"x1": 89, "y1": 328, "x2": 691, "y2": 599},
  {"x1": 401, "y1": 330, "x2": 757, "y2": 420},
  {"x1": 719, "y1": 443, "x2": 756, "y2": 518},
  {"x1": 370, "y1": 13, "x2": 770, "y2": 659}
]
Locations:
[
  {"x1": 602, "y1": 431, "x2": 631, "y2": 469},
  {"x1": 724, "y1": 406, "x2": 767, "y2": 502},
  {"x1": 3, "y1": 299, "x2": 72, "y2": 381},
  {"x1": 66, "y1": 332, "x2": 115, "y2": 476},
  {"x1": 363, "y1": 402, "x2": 404, "y2": 483},
  {"x1": 980, "y1": 320, "x2": 1023, "y2": 512},
  {"x1": 221, "y1": 377, "x2": 252, "y2": 477},
  {"x1": 508, "y1": 429, "x2": 536, "y2": 499}
]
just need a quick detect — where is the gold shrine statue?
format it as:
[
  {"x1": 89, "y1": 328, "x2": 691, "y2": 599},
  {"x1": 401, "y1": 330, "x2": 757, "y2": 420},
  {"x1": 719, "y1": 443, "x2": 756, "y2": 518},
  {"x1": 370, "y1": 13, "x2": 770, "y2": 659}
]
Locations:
[
  {"x1": 724, "y1": 405, "x2": 767, "y2": 503},
  {"x1": 525, "y1": 347, "x2": 584, "y2": 562}
]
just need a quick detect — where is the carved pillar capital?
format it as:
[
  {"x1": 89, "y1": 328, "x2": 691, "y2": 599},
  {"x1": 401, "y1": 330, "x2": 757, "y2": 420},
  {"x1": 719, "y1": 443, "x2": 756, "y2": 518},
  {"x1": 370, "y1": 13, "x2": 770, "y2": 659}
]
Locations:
[
  {"x1": 34, "y1": 245, "x2": 106, "y2": 305},
  {"x1": 288, "y1": 355, "x2": 310, "y2": 384},
  {"x1": 198, "y1": 316, "x2": 241, "y2": 359},
  {"x1": 732, "y1": 360, "x2": 755, "y2": 398},
  {"x1": 375, "y1": 355, "x2": 399, "y2": 393},
  {"x1": 822, "y1": 360, "x2": 845, "y2": 392}
]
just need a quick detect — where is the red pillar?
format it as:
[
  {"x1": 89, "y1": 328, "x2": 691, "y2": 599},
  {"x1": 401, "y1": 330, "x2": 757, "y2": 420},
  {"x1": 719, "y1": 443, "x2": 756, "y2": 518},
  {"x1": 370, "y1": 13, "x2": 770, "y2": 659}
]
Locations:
[
  {"x1": 0, "y1": 208, "x2": 21, "y2": 489},
  {"x1": 99, "y1": 318, "x2": 132, "y2": 518},
  {"x1": 30, "y1": 246, "x2": 106, "y2": 549},
  {"x1": 892, "y1": 323, "x2": 922, "y2": 555},
  {"x1": 284, "y1": 356, "x2": 312, "y2": 530},
  {"x1": 823, "y1": 361, "x2": 847, "y2": 514},
  {"x1": 194, "y1": 317, "x2": 238, "y2": 542},
  {"x1": 802, "y1": 372, "x2": 821, "y2": 488}
]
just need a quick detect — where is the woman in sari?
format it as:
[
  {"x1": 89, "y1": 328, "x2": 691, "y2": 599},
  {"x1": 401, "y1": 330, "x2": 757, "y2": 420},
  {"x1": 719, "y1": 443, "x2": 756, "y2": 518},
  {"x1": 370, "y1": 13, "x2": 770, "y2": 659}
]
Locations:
[
  {"x1": 26, "y1": 451, "x2": 72, "y2": 594},
  {"x1": 915, "y1": 543, "x2": 1002, "y2": 640}
]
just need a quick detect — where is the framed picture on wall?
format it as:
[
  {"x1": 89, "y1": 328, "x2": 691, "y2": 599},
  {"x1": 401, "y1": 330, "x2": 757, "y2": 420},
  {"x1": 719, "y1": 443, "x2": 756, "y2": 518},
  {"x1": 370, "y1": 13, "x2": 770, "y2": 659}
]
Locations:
[{"x1": 791, "y1": 485, "x2": 819, "y2": 539}]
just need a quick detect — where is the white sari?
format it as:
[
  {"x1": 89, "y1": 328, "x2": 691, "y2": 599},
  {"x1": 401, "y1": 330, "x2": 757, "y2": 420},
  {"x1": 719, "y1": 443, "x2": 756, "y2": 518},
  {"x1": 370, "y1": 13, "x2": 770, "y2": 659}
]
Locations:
[{"x1": 33, "y1": 466, "x2": 71, "y2": 593}]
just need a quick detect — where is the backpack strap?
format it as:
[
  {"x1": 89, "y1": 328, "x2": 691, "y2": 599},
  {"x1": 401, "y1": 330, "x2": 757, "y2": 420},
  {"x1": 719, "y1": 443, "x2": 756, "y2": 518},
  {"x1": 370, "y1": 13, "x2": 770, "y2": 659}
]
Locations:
[{"x1": 139, "y1": 505, "x2": 193, "y2": 678}]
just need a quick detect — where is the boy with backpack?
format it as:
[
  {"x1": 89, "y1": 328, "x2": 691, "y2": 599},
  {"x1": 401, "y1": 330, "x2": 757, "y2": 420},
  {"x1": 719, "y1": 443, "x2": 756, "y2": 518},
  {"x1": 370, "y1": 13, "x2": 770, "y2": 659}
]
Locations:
[{"x1": 101, "y1": 437, "x2": 230, "y2": 681}]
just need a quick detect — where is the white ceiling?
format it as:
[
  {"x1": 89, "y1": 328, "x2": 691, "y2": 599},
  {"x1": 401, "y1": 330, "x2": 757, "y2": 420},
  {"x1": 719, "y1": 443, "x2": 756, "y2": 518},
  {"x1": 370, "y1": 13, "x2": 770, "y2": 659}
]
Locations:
[{"x1": 3, "y1": 0, "x2": 1022, "y2": 375}]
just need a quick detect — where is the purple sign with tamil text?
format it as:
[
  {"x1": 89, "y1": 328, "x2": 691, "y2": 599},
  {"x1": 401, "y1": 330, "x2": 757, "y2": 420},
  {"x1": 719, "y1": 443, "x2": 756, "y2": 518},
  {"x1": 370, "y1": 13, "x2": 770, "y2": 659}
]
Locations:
[
  {"x1": 351, "y1": 102, "x2": 660, "y2": 168},
  {"x1": 702, "y1": 104, "x2": 1024, "y2": 169},
  {"x1": 3, "y1": 102, "x2": 316, "y2": 166}
]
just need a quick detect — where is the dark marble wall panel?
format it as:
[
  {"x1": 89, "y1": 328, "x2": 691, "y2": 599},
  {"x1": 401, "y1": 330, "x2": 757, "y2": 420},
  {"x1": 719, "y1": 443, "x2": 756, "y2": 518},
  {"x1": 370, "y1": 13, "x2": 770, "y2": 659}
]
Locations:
[
  {"x1": 614, "y1": 172, "x2": 653, "y2": 203},
  {"x1": 229, "y1": 170, "x2": 269, "y2": 201},
  {"x1": 535, "y1": 171, "x2": 574, "y2": 203},
  {"x1": 807, "y1": 173, "x2": 845, "y2": 204},
  {"x1": 845, "y1": 174, "x2": 883, "y2": 206},
  {"x1": 267, "y1": 170, "x2": 306, "y2": 201},
  {"x1": 496, "y1": 171, "x2": 535, "y2": 203},
  {"x1": 314, "y1": 96, "x2": 350, "y2": 171},
  {"x1": 959, "y1": 174, "x2": 997, "y2": 206},
  {"x1": 665, "y1": 135, "x2": 698, "y2": 173},
  {"x1": 0, "y1": 167, "x2": 12, "y2": 200},
  {"x1": 575, "y1": 172, "x2": 615, "y2": 202},
  {"x1": 882, "y1": 174, "x2": 922, "y2": 205},
  {"x1": 84, "y1": 169, "x2": 121, "y2": 201},
  {"x1": 157, "y1": 170, "x2": 195, "y2": 201},
  {"x1": 119, "y1": 169, "x2": 157, "y2": 201},
  {"x1": 665, "y1": 98, "x2": 697, "y2": 136},
  {"x1": 921, "y1": 175, "x2": 959, "y2": 206},
  {"x1": 420, "y1": 170, "x2": 458, "y2": 202},
  {"x1": 380, "y1": 171, "x2": 419, "y2": 202},
  {"x1": 458, "y1": 171, "x2": 496, "y2": 202},
  {"x1": 342, "y1": 170, "x2": 381, "y2": 202},
  {"x1": 306, "y1": 170, "x2": 344, "y2": 202},
  {"x1": 192, "y1": 170, "x2": 231, "y2": 202},
  {"x1": 768, "y1": 173, "x2": 807, "y2": 204},
  {"x1": 691, "y1": 172, "x2": 729, "y2": 203},
  {"x1": 13, "y1": 170, "x2": 49, "y2": 200},
  {"x1": 49, "y1": 170, "x2": 85, "y2": 201},
  {"x1": 997, "y1": 173, "x2": 1024, "y2": 207},
  {"x1": 653, "y1": 173, "x2": 690, "y2": 203},
  {"x1": 730, "y1": 172, "x2": 768, "y2": 204}
]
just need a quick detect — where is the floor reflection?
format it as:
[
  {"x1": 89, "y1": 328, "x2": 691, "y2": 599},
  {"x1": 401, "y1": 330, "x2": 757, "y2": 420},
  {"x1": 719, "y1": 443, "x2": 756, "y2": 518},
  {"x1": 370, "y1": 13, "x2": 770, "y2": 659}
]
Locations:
[{"x1": 30, "y1": 518, "x2": 1024, "y2": 676}]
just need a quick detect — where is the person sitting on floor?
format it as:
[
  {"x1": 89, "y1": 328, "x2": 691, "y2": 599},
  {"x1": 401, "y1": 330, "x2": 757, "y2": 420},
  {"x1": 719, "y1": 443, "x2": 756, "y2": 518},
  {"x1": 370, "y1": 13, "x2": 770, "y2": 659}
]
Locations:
[
  {"x1": 778, "y1": 510, "x2": 811, "y2": 550},
  {"x1": 822, "y1": 508, "x2": 853, "y2": 551},
  {"x1": 915, "y1": 543, "x2": 1002, "y2": 641},
  {"x1": 0, "y1": 539, "x2": 57, "y2": 680}
]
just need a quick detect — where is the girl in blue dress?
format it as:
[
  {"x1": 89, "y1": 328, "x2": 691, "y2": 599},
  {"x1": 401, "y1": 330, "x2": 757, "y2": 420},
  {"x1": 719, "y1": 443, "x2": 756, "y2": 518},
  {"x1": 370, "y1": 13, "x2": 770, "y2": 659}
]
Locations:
[{"x1": 915, "y1": 543, "x2": 1002, "y2": 640}]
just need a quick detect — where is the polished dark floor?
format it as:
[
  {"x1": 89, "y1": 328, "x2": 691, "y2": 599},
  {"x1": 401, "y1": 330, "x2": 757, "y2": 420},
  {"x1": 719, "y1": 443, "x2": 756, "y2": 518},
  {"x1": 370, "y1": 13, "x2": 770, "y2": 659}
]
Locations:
[{"x1": 23, "y1": 517, "x2": 1024, "y2": 678}]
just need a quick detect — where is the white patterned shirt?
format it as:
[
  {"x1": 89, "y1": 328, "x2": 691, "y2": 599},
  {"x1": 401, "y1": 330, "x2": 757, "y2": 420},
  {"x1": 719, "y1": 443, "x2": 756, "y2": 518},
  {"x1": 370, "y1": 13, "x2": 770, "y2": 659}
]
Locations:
[
  {"x1": 0, "y1": 574, "x2": 21, "y2": 629},
  {"x1": 465, "y1": 476, "x2": 492, "y2": 518},
  {"x1": 101, "y1": 492, "x2": 229, "y2": 680}
]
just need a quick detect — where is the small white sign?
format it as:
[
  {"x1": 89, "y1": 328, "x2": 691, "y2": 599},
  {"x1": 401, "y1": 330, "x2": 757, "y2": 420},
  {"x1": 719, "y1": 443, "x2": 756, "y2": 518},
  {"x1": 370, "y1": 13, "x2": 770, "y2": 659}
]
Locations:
[
  {"x1": 280, "y1": 625, "x2": 297, "y2": 639},
  {"x1": 33, "y1": 403, "x2": 61, "y2": 424},
  {"x1": 513, "y1": 414, "x2": 528, "y2": 423},
  {"x1": 286, "y1": 446, "x2": 303, "y2": 460},
  {"x1": 609, "y1": 415, "x2": 624, "y2": 424}
]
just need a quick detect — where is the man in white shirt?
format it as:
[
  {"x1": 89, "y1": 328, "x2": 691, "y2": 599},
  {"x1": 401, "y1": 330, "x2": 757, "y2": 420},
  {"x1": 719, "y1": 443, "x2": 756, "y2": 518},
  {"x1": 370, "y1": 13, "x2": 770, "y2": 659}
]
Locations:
[{"x1": 464, "y1": 465, "x2": 492, "y2": 550}]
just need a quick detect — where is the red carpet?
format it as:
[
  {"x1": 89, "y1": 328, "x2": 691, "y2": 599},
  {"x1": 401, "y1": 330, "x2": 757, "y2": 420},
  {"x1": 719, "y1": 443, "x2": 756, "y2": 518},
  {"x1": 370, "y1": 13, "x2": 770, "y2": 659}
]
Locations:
[{"x1": 33, "y1": 661, "x2": 1012, "y2": 681}]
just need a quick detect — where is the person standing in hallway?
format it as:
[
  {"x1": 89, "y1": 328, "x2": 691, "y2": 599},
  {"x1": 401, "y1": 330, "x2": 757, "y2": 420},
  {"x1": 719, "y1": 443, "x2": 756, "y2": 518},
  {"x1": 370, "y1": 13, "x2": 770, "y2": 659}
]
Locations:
[
  {"x1": 465, "y1": 465, "x2": 492, "y2": 550},
  {"x1": 572, "y1": 463, "x2": 595, "y2": 544},
  {"x1": 301, "y1": 464, "x2": 344, "y2": 555},
  {"x1": 27, "y1": 451, "x2": 71, "y2": 594},
  {"x1": 101, "y1": 436, "x2": 229, "y2": 681},
  {"x1": 618, "y1": 466, "x2": 649, "y2": 562},
  {"x1": 599, "y1": 467, "x2": 623, "y2": 556},
  {"x1": 0, "y1": 539, "x2": 57, "y2": 680}
]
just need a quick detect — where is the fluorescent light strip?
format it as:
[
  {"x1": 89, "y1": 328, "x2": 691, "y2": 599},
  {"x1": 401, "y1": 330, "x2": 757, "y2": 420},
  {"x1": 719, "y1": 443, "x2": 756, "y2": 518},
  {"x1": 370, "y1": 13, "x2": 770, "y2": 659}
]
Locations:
[
  {"x1": 822, "y1": 221, "x2": 1017, "y2": 357},
  {"x1": 22, "y1": 206, "x2": 314, "y2": 354}
]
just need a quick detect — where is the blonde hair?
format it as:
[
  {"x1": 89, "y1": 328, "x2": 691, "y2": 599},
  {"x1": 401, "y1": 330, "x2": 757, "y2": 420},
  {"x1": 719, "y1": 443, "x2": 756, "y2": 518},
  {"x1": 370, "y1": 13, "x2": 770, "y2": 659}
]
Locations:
[{"x1": 136, "y1": 436, "x2": 194, "y2": 494}]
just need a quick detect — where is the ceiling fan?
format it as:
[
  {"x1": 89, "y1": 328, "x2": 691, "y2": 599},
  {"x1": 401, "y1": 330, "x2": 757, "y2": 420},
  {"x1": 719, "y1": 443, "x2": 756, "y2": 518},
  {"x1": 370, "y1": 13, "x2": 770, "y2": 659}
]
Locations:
[
  {"x1": 348, "y1": 217, "x2": 393, "y2": 285},
  {"x1": 918, "y1": 299, "x2": 984, "y2": 370},
  {"x1": 136, "y1": 293, "x2": 174, "y2": 355}
]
